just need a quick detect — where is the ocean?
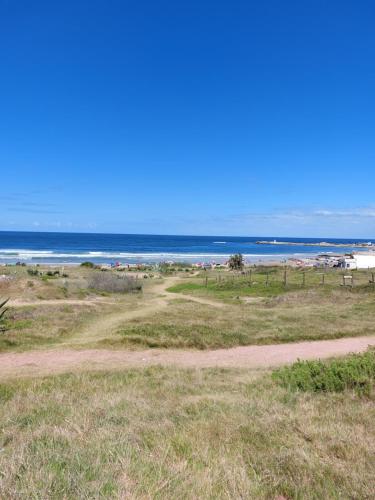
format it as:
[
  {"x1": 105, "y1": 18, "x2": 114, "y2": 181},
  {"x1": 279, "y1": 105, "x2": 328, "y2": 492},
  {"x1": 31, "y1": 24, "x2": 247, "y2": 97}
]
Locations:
[{"x1": 0, "y1": 231, "x2": 371, "y2": 265}]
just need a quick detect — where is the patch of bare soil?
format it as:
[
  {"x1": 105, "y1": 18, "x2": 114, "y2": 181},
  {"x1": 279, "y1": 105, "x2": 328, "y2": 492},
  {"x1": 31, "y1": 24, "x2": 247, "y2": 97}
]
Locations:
[{"x1": 0, "y1": 336, "x2": 374, "y2": 379}]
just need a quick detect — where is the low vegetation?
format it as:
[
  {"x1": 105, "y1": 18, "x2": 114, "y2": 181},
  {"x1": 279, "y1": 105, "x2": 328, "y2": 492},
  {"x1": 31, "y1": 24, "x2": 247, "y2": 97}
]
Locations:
[
  {"x1": 80, "y1": 261, "x2": 95, "y2": 268},
  {"x1": 0, "y1": 365, "x2": 374, "y2": 498},
  {"x1": 169, "y1": 266, "x2": 375, "y2": 299},
  {"x1": 0, "y1": 303, "x2": 107, "y2": 352},
  {"x1": 168, "y1": 279, "x2": 303, "y2": 299},
  {"x1": 1, "y1": 265, "x2": 375, "y2": 351},
  {"x1": 106, "y1": 290, "x2": 375, "y2": 349},
  {"x1": 88, "y1": 272, "x2": 142, "y2": 293},
  {"x1": 273, "y1": 350, "x2": 375, "y2": 395},
  {"x1": 0, "y1": 263, "x2": 375, "y2": 497}
]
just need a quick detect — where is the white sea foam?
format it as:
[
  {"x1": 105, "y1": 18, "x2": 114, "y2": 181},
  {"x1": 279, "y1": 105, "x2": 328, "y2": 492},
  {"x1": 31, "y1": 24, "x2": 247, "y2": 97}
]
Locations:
[{"x1": 0, "y1": 248, "x2": 296, "y2": 262}]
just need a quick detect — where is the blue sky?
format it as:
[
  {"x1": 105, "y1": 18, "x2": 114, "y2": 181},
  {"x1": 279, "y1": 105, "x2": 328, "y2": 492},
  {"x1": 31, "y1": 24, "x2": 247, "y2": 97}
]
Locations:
[{"x1": 0, "y1": 0, "x2": 374, "y2": 237}]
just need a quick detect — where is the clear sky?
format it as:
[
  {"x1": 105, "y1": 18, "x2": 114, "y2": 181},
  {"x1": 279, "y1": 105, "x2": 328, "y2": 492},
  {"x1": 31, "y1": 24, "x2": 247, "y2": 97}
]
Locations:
[{"x1": 0, "y1": 0, "x2": 374, "y2": 237}]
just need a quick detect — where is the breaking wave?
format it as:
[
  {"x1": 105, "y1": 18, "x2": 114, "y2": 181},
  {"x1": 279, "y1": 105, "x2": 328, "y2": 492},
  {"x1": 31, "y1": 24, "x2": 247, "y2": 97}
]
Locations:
[{"x1": 0, "y1": 248, "x2": 291, "y2": 263}]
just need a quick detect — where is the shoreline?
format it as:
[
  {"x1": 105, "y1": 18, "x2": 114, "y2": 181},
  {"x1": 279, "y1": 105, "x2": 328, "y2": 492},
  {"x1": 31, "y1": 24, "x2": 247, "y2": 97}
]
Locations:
[{"x1": 0, "y1": 252, "x2": 347, "y2": 268}]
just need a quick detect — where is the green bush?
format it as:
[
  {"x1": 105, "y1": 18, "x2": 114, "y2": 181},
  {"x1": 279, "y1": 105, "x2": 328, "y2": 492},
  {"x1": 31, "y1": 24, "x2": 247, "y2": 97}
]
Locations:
[
  {"x1": 27, "y1": 268, "x2": 39, "y2": 276},
  {"x1": 81, "y1": 261, "x2": 95, "y2": 268},
  {"x1": 273, "y1": 351, "x2": 375, "y2": 395},
  {"x1": 46, "y1": 270, "x2": 60, "y2": 277}
]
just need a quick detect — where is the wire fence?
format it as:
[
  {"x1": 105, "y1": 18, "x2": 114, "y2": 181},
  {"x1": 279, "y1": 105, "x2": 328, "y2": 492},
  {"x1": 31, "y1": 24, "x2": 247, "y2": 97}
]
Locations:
[{"x1": 201, "y1": 267, "x2": 375, "y2": 290}]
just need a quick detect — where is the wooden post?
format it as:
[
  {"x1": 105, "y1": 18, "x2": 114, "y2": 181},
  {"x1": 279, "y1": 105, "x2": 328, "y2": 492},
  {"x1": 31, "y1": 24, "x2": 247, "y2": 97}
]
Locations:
[
  {"x1": 302, "y1": 272, "x2": 305, "y2": 287},
  {"x1": 321, "y1": 273, "x2": 325, "y2": 286},
  {"x1": 249, "y1": 269, "x2": 252, "y2": 286},
  {"x1": 266, "y1": 272, "x2": 269, "y2": 286},
  {"x1": 283, "y1": 268, "x2": 287, "y2": 286},
  {"x1": 205, "y1": 276, "x2": 208, "y2": 287}
]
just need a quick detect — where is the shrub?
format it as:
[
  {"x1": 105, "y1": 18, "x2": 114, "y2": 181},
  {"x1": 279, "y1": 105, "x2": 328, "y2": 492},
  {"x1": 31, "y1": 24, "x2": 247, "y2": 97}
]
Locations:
[
  {"x1": 273, "y1": 350, "x2": 375, "y2": 395},
  {"x1": 27, "y1": 268, "x2": 39, "y2": 276},
  {"x1": 81, "y1": 261, "x2": 95, "y2": 268},
  {"x1": 228, "y1": 254, "x2": 244, "y2": 271},
  {"x1": 88, "y1": 273, "x2": 142, "y2": 293},
  {"x1": 0, "y1": 298, "x2": 9, "y2": 333},
  {"x1": 46, "y1": 270, "x2": 60, "y2": 277}
]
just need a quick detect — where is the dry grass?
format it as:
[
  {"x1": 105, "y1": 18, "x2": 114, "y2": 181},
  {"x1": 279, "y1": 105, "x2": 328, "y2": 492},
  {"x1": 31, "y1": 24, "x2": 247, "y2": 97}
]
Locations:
[
  {"x1": 1, "y1": 267, "x2": 374, "y2": 498},
  {"x1": 2, "y1": 266, "x2": 375, "y2": 351},
  {"x1": 0, "y1": 366, "x2": 374, "y2": 498},
  {"x1": 107, "y1": 288, "x2": 375, "y2": 349},
  {"x1": 0, "y1": 304, "x2": 103, "y2": 352}
]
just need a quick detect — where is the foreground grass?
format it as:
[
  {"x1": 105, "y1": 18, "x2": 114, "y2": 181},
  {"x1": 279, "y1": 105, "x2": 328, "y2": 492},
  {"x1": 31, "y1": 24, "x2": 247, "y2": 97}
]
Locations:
[{"x1": 0, "y1": 366, "x2": 374, "y2": 498}]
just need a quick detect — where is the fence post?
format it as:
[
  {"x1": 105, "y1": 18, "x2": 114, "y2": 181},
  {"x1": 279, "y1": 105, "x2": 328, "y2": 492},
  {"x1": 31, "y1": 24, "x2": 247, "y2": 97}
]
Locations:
[
  {"x1": 205, "y1": 276, "x2": 208, "y2": 287},
  {"x1": 302, "y1": 272, "x2": 305, "y2": 287},
  {"x1": 266, "y1": 272, "x2": 269, "y2": 286},
  {"x1": 283, "y1": 268, "x2": 287, "y2": 286}
]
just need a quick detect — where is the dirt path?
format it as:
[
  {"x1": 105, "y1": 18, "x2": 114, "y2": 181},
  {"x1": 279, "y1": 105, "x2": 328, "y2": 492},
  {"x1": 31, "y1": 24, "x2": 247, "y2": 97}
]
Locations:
[
  {"x1": 1, "y1": 336, "x2": 374, "y2": 379},
  {"x1": 9, "y1": 298, "x2": 118, "y2": 307},
  {"x1": 64, "y1": 277, "x2": 226, "y2": 345},
  {"x1": 4, "y1": 276, "x2": 374, "y2": 379}
]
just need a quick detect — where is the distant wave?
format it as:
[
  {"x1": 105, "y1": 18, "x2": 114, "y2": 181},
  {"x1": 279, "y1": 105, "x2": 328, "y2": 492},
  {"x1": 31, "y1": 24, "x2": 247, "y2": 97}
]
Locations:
[
  {"x1": 0, "y1": 248, "x2": 293, "y2": 262},
  {"x1": 213, "y1": 241, "x2": 227, "y2": 244}
]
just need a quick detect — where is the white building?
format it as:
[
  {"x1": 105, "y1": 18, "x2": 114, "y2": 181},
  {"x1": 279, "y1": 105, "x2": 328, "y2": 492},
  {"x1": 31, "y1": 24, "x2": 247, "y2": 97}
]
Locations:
[{"x1": 341, "y1": 253, "x2": 375, "y2": 269}]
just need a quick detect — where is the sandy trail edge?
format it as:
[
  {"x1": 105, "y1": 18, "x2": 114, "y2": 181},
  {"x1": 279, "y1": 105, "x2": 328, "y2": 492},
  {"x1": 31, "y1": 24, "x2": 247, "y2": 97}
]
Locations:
[{"x1": 1, "y1": 336, "x2": 374, "y2": 379}]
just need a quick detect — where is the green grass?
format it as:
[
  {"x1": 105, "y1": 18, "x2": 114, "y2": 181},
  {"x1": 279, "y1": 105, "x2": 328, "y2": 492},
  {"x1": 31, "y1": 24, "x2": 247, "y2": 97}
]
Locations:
[
  {"x1": 167, "y1": 280, "x2": 303, "y2": 299},
  {"x1": 273, "y1": 350, "x2": 375, "y2": 395},
  {"x1": 0, "y1": 366, "x2": 374, "y2": 498},
  {"x1": 0, "y1": 305, "x2": 103, "y2": 352},
  {"x1": 102, "y1": 292, "x2": 375, "y2": 350},
  {"x1": 107, "y1": 322, "x2": 255, "y2": 349},
  {"x1": 2, "y1": 266, "x2": 375, "y2": 353},
  {"x1": 168, "y1": 267, "x2": 375, "y2": 300}
]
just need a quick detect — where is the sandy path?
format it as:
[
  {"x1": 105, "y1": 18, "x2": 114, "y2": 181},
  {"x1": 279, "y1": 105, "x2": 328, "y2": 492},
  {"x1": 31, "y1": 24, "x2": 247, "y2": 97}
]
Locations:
[
  {"x1": 64, "y1": 277, "x2": 226, "y2": 345},
  {"x1": 0, "y1": 336, "x2": 374, "y2": 379},
  {"x1": 3, "y1": 276, "x2": 374, "y2": 379},
  {"x1": 9, "y1": 298, "x2": 118, "y2": 307}
]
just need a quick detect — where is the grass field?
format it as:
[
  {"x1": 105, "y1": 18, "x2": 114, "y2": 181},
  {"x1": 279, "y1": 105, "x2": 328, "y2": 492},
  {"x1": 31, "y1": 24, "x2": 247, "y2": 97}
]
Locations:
[
  {"x1": 0, "y1": 363, "x2": 374, "y2": 498},
  {"x1": 0, "y1": 265, "x2": 375, "y2": 498},
  {"x1": 1, "y1": 265, "x2": 375, "y2": 351},
  {"x1": 168, "y1": 266, "x2": 375, "y2": 299},
  {"x1": 109, "y1": 289, "x2": 375, "y2": 349}
]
